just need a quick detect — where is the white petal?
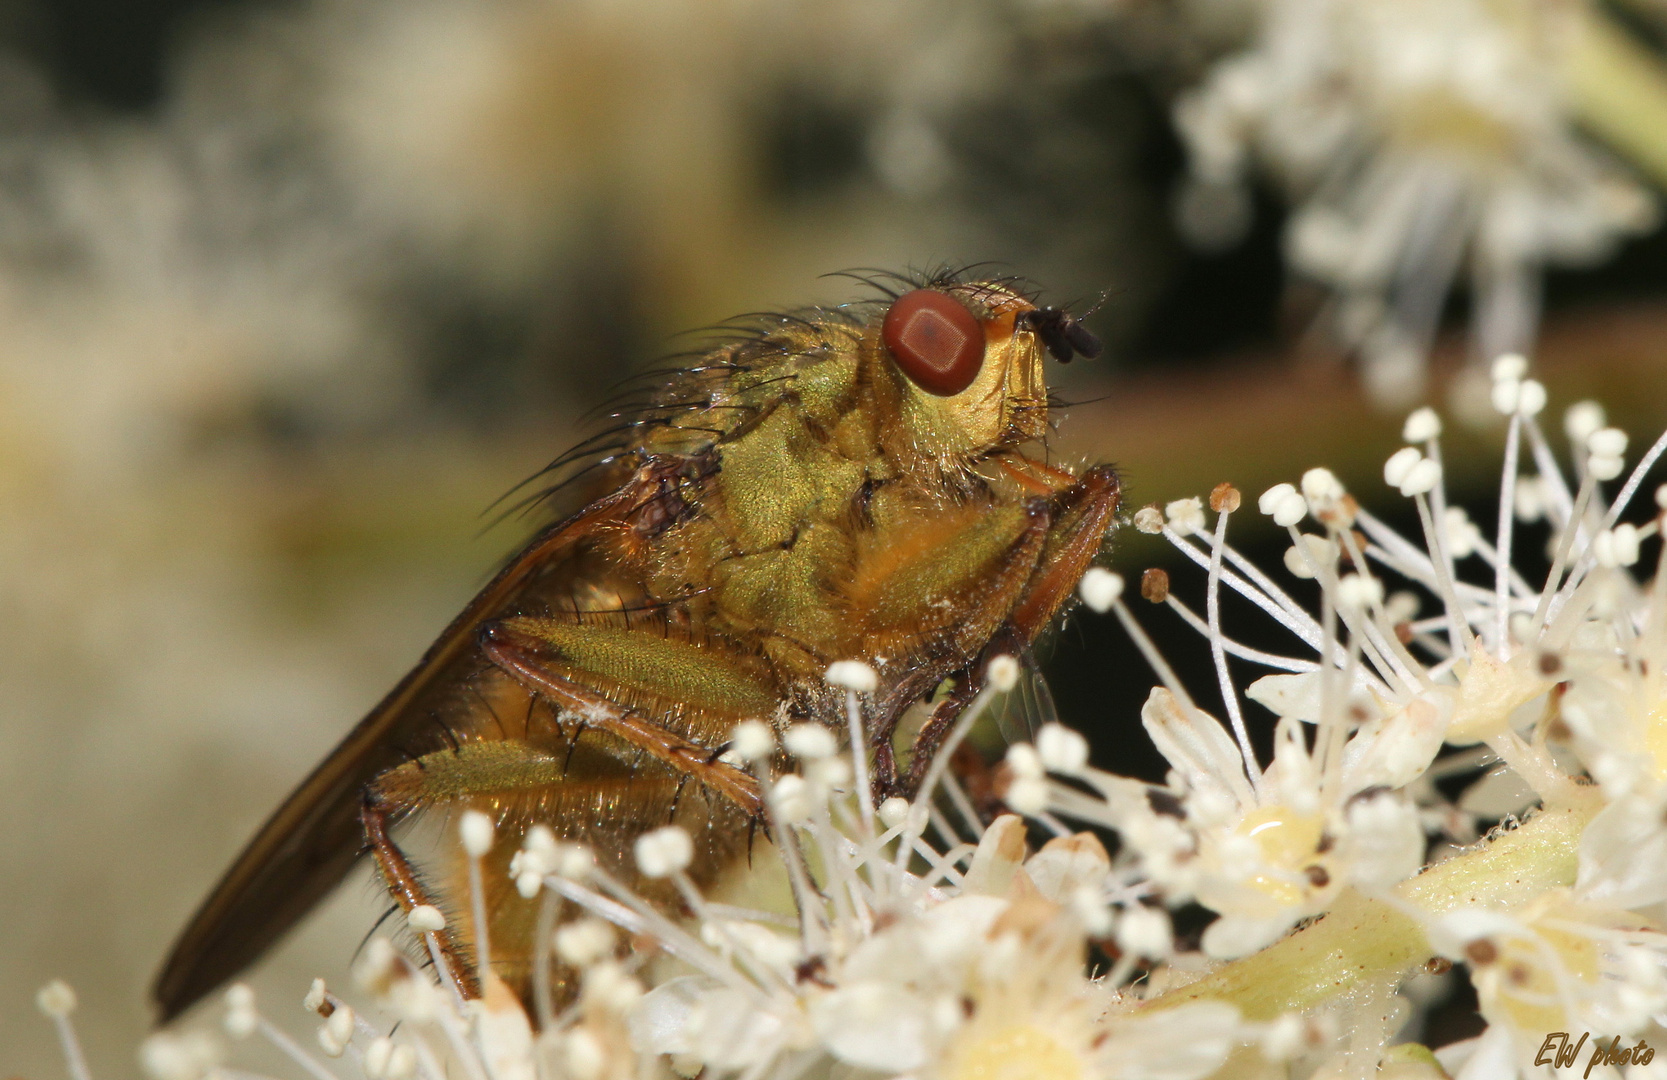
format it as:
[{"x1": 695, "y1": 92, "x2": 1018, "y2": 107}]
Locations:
[
  {"x1": 962, "y1": 815, "x2": 1029, "y2": 897},
  {"x1": 1201, "y1": 913, "x2": 1297, "y2": 958},
  {"x1": 1141, "y1": 688, "x2": 1255, "y2": 812},
  {"x1": 1342, "y1": 691, "x2": 1451, "y2": 791},
  {"x1": 810, "y1": 982, "x2": 932, "y2": 1071},
  {"x1": 627, "y1": 976, "x2": 705, "y2": 1057},
  {"x1": 1105, "y1": 1002, "x2": 1241, "y2": 1080},
  {"x1": 1451, "y1": 1022, "x2": 1518, "y2": 1080},
  {"x1": 1023, "y1": 833, "x2": 1111, "y2": 903},
  {"x1": 1578, "y1": 795, "x2": 1667, "y2": 909}
]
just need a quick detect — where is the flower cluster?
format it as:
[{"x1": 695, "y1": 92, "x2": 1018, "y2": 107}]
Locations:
[
  {"x1": 1172, "y1": 0, "x2": 1657, "y2": 405},
  {"x1": 40, "y1": 358, "x2": 1667, "y2": 1079}
]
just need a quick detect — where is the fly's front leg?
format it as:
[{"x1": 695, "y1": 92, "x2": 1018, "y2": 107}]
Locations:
[
  {"x1": 874, "y1": 466, "x2": 1119, "y2": 799},
  {"x1": 1007, "y1": 464, "x2": 1121, "y2": 640},
  {"x1": 859, "y1": 500, "x2": 1053, "y2": 796}
]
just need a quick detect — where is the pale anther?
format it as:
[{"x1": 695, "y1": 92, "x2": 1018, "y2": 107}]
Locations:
[
  {"x1": 783, "y1": 722, "x2": 837, "y2": 760},
  {"x1": 35, "y1": 979, "x2": 76, "y2": 1018},
  {"x1": 459, "y1": 809, "x2": 494, "y2": 857},
  {"x1": 1589, "y1": 426, "x2": 1629, "y2": 458},
  {"x1": 1272, "y1": 491, "x2": 1308, "y2": 527},
  {"x1": 1166, "y1": 496, "x2": 1206, "y2": 535},
  {"x1": 1402, "y1": 407, "x2": 1441, "y2": 442},
  {"x1": 302, "y1": 978, "x2": 327, "y2": 1014},
  {"x1": 1258, "y1": 482, "x2": 1298, "y2": 515},
  {"x1": 1491, "y1": 353, "x2": 1527, "y2": 382},
  {"x1": 1079, "y1": 567, "x2": 1124, "y2": 612},
  {"x1": 729, "y1": 719, "x2": 775, "y2": 762},
  {"x1": 1336, "y1": 574, "x2": 1384, "y2": 609},
  {"x1": 1383, "y1": 447, "x2": 1422, "y2": 489},
  {"x1": 1565, "y1": 400, "x2": 1606, "y2": 444},
  {"x1": 1036, "y1": 723, "x2": 1090, "y2": 773},
  {"x1": 1006, "y1": 742, "x2": 1044, "y2": 780},
  {"x1": 1004, "y1": 775, "x2": 1049, "y2": 816},
  {"x1": 1590, "y1": 453, "x2": 1625, "y2": 482},
  {"x1": 1301, "y1": 467, "x2": 1344, "y2": 504},
  {"x1": 407, "y1": 905, "x2": 446, "y2": 933},
  {"x1": 634, "y1": 826, "x2": 694, "y2": 877},
  {"x1": 555, "y1": 918, "x2": 615, "y2": 966},
  {"x1": 987, "y1": 654, "x2": 1021, "y2": 691},
  {"x1": 771, "y1": 774, "x2": 813, "y2": 823},
  {"x1": 825, "y1": 659, "x2": 878, "y2": 692},
  {"x1": 1398, "y1": 458, "x2": 1441, "y2": 496},
  {"x1": 1491, "y1": 378, "x2": 1520, "y2": 415}
]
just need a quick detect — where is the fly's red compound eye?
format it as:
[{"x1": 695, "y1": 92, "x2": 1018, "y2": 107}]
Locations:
[{"x1": 881, "y1": 289, "x2": 985, "y2": 396}]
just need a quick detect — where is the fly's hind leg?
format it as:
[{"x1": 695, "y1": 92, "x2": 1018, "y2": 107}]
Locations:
[
  {"x1": 359, "y1": 795, "x2": 479, "y2": 998},
  {"x1": 479, "y1": 623, "x2": 764, "y2": 815}
]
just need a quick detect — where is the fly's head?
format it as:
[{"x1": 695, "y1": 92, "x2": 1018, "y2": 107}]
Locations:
[{"x1": 868, "y1": 278, "x2": 1100, "y2": 476}]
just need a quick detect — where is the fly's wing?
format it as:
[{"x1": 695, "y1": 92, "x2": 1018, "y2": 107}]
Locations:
[
  {"x1": 985, "y1": 643, "x2": 1059, "y2": 746},
  {"x1": 152, "y1": 477, "x2": 654, "y2": 1022}
]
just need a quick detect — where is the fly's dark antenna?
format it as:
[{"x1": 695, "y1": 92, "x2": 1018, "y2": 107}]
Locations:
[{"x1": 1017, "y1": 307, "x2": 1103, "y2": 363}]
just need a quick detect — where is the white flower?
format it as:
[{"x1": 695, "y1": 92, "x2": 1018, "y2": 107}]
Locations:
[
  {"x1": 121, "y1": 389, "x2": 1667, "y2": 1080},
  {"x1": 1425, "y1": 890, "x2": 1667, "y2": 1070},
  {"x1": 1173, "y1": 0, "x2": 1656, "y2": 404}
]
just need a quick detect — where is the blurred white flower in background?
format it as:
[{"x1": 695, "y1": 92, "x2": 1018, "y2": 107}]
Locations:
[{"x1": 1173, "y1": 0, "x2": 1660, "y2": 405}]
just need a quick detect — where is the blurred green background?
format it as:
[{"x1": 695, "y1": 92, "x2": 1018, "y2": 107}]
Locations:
[{"x1": 10, "y1": 0, "x2": 1667, "y2": 1074}]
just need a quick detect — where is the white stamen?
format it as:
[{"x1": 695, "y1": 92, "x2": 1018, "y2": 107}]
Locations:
[
  {"x1": 554, "y1": 918, "x2": 615, "y2": 966},
  {"x1": 1398, "y1": 458, "x2": 1442, "y2": 497},
  {"x1": 783, "y1": 723, "x2": 837, "y2": 760},
  {"x1": 407, "y1": 906, "x2": 446, "y2": 933},
  {"x1": 1589, "y1": 427, "x2": 1629, "y2": 458},
  {"x1": 634, "y1": 826, "x2": 694, "y2": 877},
  {"x1": 1167, "y1": 497, "x2": 1206, "y2": 535},
  {"x1": 729, "y1": 719, "x2": 775, "y2": 762},
  {"x1": 1080, "y1": 567, "x2": 1124, "y2": 612},
  {"x1": 1491, "y1": 378, "x2": 1521, "y2": 415},
  {"x1": 1384, "y1": 447, "x2": 1423, "y2": 489},
  {"x1": 1590, "y1": 453, "x2": 1625, "y2": 482},
  {"x1": 1336, "y1": 574, "x2": 1384, "y2": 610},
  {"x1": 1259, "y1": 482, "x2": 1298, "y2": 516},
  {"x1": 459, "y1": 810, "x2": 494, "y2": 858},
  {"x1": 1491, "y1": 353, "x2": 1527, "y2": 382},
  {"x1": 1036, "y1": 723, "x2": 1090, "y2": 774},
  {"x1": 987, "y1": 654, "x2": 1021, "y2": 691},
  {"x1": 825, "y1": 660, "x2": 878, "y2": 692},
  {"x1": 36, "y1": 979, "x2": 76, "y2": 1018},
  {"x1": 1403, "y1": 407, "x2": 1441, "y2": 442}
]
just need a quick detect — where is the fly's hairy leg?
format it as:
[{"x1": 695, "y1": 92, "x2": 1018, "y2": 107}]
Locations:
[
  {"x1": 869, "y1": 465, "x2": 1120, "y2": 797},
  {"x1": 360, "y1": 797, "x2": 479, "y2": 998},
  {"x1": 367, "y1": 739, "x2": 742, "y2": 1006},
  {"x1": 1007, "y1": 464, "x2": 1121, "y2": 639},
  {"x1": 856, "y1": 500, "x2": 1053, "y2": 793},
  {"x1": 479, "y1": 622, "x2": 767, "y2": 814}
]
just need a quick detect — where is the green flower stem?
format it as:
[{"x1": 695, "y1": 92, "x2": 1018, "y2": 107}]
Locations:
[{"x1": 1140, "y1": 790, "x2": 1601, "y2": 1021}]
